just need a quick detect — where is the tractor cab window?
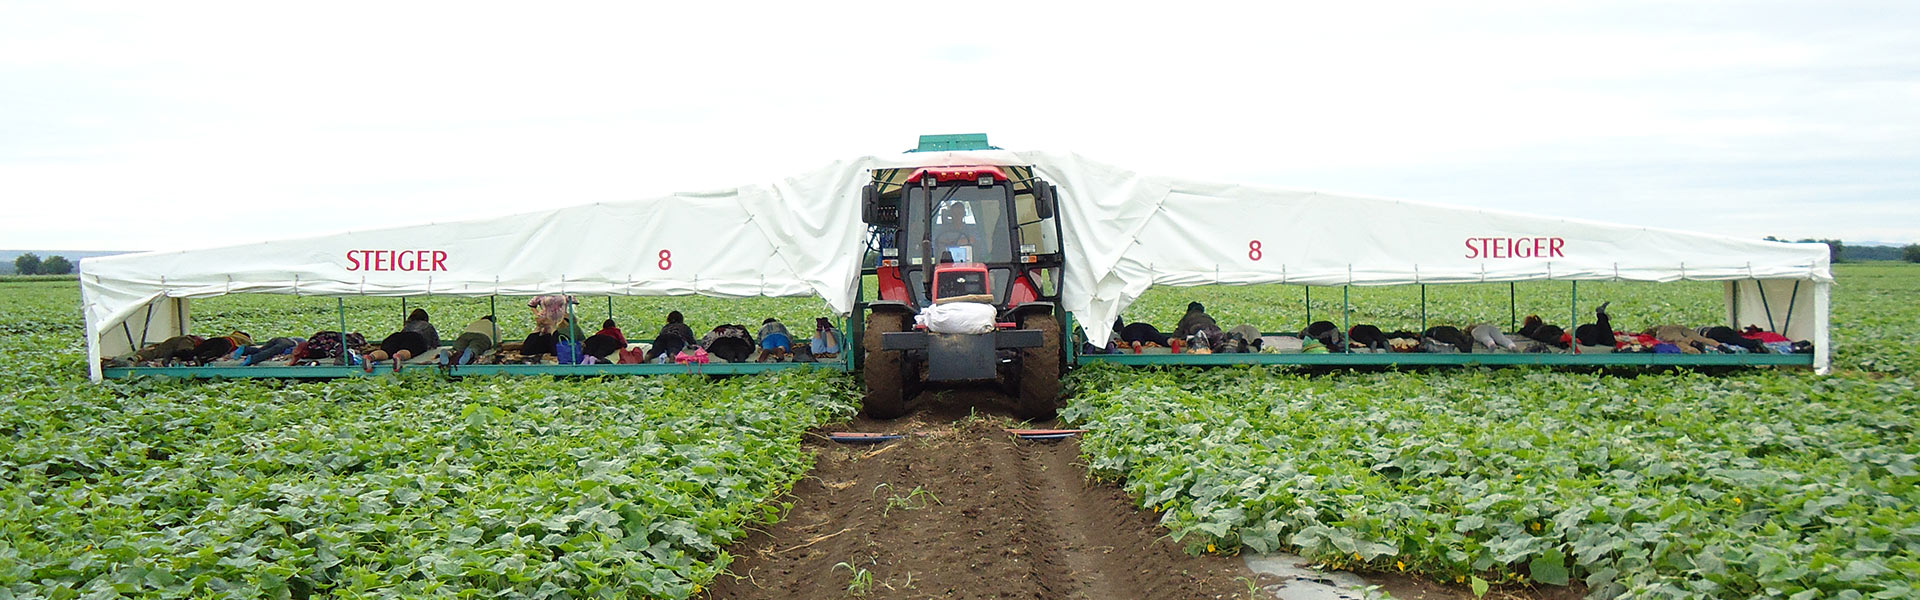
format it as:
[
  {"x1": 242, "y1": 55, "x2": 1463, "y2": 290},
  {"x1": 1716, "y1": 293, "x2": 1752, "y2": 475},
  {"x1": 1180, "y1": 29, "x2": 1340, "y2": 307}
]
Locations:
[{"x1": 904, "y1": 185, "x2": 1012, "y2": 265}]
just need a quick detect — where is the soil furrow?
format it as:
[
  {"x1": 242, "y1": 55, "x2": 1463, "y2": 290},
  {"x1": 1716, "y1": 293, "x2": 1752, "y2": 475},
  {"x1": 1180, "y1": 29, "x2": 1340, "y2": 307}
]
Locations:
[{"x1": 706, "y1": 387, "x2": 1257, "y2": 599}]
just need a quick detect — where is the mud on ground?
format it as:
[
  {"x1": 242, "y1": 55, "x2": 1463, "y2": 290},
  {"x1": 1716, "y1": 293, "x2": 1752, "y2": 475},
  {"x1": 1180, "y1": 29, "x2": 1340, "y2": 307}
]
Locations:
[
  {"x1": 706, "y1": 387, "x2": 1261, "y2": 599},
  {"x1": 707, "y1": 386, "x2": 1563, "y2": 600}
]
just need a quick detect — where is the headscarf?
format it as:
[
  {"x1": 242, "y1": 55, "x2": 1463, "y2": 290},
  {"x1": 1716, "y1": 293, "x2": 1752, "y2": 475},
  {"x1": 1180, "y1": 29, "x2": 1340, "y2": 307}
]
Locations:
[{"x1": 528, "y1": 295, "x2": 577, "y2": 334}]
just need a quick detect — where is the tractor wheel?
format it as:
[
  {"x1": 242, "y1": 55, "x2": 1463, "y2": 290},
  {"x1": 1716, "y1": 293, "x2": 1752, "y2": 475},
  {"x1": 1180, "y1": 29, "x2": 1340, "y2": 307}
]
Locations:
[
  {"x1": 1016, "y1": 312, "x2": 1062, "y2": 421},
  {"x1": 862, "y1": 311, "x2": 910, "y2": 419}
]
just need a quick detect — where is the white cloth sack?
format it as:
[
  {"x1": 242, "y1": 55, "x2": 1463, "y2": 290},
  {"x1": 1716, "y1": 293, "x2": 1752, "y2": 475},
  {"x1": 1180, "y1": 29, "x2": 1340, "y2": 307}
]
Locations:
[{"x1": 915, "y1": 302, "x2": 998, "y2": 335}]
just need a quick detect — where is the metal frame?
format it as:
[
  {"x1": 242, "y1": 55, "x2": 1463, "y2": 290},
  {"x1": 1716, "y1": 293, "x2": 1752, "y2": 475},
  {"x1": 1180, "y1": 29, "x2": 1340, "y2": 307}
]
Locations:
[
  {"x1": 1081, "y1": 352, "x2": 1814, "y2": 367},
  {"x1": 103, "y1": 360, "x2": 849, "y2": 380}
]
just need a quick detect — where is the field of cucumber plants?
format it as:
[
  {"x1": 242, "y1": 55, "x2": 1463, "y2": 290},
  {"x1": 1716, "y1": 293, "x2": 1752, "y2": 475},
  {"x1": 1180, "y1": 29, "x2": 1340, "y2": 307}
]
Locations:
[
  {"x1": 3, "y1": 263, "x2": 1913, "y2": 599},
  {"x1": 1, "y1": 282, "x2": 856, "y2": 598},
  {"x1": 1069, "y1": 263, "x2": 1919, "y2": 599}
]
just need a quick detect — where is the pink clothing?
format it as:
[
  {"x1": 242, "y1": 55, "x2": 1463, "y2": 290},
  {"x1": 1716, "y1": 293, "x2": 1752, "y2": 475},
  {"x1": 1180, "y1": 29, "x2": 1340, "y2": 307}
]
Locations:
[{"x1": 528, "y1": 295, "x2": 577, "y2": 335}]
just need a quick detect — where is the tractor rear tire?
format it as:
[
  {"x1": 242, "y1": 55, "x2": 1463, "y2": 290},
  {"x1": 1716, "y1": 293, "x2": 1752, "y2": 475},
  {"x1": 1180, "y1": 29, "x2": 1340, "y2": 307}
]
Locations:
[
  {"x1": 1016, "y1": 312, "x2": 1062, "y2": 421},
  {"x1": 862, "y1": 311, "x2": 910, "y2": 419}
]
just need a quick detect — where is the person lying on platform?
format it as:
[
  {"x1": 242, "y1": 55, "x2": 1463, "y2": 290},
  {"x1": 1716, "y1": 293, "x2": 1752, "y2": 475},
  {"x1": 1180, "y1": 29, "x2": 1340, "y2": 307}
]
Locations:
[
  {"x1": 1117, "y1": 317, "x2": 1171, "y2": 348},
  {"x1": 443, "y1": 316, "x2": 496, "y2": 366},
  {"x1": 1468, "y1": 323, "x2": 1519, "y2": 352},
  {"x1": 126, "y1": 335, "x2": 204, "y2": 366},
  {"x1": 190, "y1": 331, "x2": 254, "y2": 365},
  {"x1": 1421, "y1": 325, "x2": 1473, "y2": 353},
  {"x1": 1348, "y1": 324, "x2": 1389, "y2": 352},
  {"x1": 240, "y1": 336, "x2": 303, "y2": 366},
  {"x1": 521, "y1": 295, "x2": 581, "y2": 358},
  {"x1": 1185, "y1": 322, "x2": 1228, "y2": 353},
  {"x1": 1517, "y1": 315, "x2": 1570, "y2": 349},
  {"x1": 364, "y1": 309, "x2": 439, "y2": 373},
  {"x1": 1643, "y1": 324, "x2": 1724, "y2": 354},
  {"x1": 757, "y1": 318, "x2": 793, "y2": 362},
  {"x1": 1699, "y1": 325, "x2": 1765, "y2": 353},
  {"x1": 643, "y1": 310, "x2": 697, "y2": 363},
  {"x1": 523, "y1": 317, "x2": 585, "y2": 360},
  {"x1": 285, "y1": 331, "x2": 366, "y2": 365},
  {"x1": 1226, "y1": 324, "x2": 1264, "y2": 353},
  {"x1": 701, "y1": 324, "x2": 756, "y2": 362},
  {"x1": 1171, "y1": 302, "x2": 1220, "y2": 339},
  {"x1": 1303, "y1": 321, "x2": 1349, "y2": 353},
  {"x1": 582, "y1": 319, "x2": 626, "y2": 364},
  {"x1": 594, "y1": 319, "x2": 626, "y2": 346},
  {"x1": 811, "y1": 317, "x2": 843, "y2": 359},
  {"x1": 1574, "y1": 302, "x2": 1616, "y2": 352}
]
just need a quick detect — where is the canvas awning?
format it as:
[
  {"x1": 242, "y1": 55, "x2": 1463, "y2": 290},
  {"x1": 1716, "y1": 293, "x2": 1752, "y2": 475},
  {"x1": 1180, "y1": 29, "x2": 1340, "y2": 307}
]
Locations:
[{"x1": 82, "y1": 149, "x2": 1834, "y2": 380}]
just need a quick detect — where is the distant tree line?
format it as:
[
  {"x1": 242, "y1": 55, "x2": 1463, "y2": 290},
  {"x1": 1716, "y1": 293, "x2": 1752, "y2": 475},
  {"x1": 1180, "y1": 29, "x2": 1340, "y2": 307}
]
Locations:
[
  {"x1": 1765, "y1": 237, "x2": 1846, "y2": 263},
  {"x1": 12, "y1": 253, "x2": 74, "y2": 275},
  {"x1": 1761, "y1": 237, "x2": 1920, "y2": 263}
]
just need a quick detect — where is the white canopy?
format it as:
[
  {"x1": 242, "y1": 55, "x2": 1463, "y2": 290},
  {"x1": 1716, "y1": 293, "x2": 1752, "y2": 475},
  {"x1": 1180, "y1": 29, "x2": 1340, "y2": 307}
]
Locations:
[{"x1": 82, "y1": 149, "x2": 1834, "y2": 380}]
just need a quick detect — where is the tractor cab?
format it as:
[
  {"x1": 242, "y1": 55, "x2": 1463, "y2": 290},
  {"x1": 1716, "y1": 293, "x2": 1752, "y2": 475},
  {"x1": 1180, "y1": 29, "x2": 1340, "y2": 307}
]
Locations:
[
  {"x1": 864, "y1": 165, "x2": 1061, "y2": 310},
  {"x1": 857, "y1": 135, "x2": 1067, "y2": 420}
]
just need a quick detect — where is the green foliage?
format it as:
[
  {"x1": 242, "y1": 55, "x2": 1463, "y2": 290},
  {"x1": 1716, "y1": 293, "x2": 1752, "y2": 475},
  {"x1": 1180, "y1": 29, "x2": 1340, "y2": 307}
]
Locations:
[
  {"x1": 38, "y1": 255, "x2": 73, "y2": 275},
  {"x1": 0, "y1": 281, "x2": 858, "y2": 599},
  {"x1": 1065, "y1": 263, "x2": 1920, "y2": 599},
  {"x1": 1066, "y1": 366, "x2": 1920, "y2": 599},
  {"x1": 873, "y1": 484, "x2": 941, "y2": 517},
  {"x1": 1905, "y1": 244, "x2": 1920, "y2": 264},
  {"x1": 833, "y1": 558, "x2": 875, "y2": 596},
  {"x1": 13, "y1": 252, "x2": 40, "y2": 276},
  {"x1": 12, "y1": 259, "x2": 1919, "y2": 599},
  {"x1": 1765, "y1": 237, "x2": 1845, "y2": 263}
]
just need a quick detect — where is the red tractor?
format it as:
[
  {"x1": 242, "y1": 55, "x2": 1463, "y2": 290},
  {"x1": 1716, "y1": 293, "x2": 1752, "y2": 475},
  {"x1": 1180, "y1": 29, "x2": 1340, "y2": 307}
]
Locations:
[{"x1": 856, "y1": 144, "x2": 1066, "y2": 420}]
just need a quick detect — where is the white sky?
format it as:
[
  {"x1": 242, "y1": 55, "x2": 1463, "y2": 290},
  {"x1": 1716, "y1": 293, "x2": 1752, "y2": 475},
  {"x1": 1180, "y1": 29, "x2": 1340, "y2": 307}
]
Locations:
[{"x1": 3, "y1": 1, "x2": 1917, "y2": 252}]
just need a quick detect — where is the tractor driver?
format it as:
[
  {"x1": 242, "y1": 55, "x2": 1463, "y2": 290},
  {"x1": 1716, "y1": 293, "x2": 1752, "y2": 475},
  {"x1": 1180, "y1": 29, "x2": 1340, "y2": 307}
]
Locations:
[{"x1": 933, "y1": 202, "x2": 984, "y2": 263}]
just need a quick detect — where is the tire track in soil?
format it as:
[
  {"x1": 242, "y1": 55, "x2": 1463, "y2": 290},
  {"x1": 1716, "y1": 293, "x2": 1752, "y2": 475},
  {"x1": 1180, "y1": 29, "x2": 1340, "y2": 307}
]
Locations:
[{"x1": 706, "y1": 387, "x2": 1261, "y2": 600}]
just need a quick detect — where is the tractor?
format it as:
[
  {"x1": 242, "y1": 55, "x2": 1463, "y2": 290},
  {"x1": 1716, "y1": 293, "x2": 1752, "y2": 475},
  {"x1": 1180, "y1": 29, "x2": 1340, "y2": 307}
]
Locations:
[{"x1": 856, "y1": 134, "x2": 1066, "y2": 420}]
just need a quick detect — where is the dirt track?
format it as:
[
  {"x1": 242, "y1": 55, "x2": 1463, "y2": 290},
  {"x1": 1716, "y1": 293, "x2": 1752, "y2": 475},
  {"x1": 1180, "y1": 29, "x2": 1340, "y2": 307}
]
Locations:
[
  {"x1": 706, "y1": 387, "x2": 1529, "y2": 600},
  {"x1": 706, "y1": 387, "x2": 1261, "y2": 599}
]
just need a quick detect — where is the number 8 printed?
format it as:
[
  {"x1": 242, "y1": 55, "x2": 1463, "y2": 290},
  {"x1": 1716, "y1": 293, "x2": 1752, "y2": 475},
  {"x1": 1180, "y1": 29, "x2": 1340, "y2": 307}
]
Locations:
[
  {"x1": 1248, "y1": 240, "x2": 1262, "y2": 261},
  {"x1": 658, "y1": 249, "x2": 672, "y2": 271}
]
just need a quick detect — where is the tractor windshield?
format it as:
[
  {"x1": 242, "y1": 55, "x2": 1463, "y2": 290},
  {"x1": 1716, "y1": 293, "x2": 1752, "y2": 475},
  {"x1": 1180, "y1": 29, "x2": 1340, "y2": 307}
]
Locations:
[{"x1": 904, "y1": 185, "x2": 1012, "y2": 265}]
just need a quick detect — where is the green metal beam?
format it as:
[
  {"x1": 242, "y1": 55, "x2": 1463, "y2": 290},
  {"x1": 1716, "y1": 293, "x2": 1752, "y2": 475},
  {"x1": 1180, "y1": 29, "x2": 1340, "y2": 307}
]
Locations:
[
  {"x1": 1079, "y1": 352, "x2": 1814, "y2": 367},
  {"x1": 102, "y1": 360, "x2": 850, "y2": 380},
  {"x1": 910, "y1": 133, "x2": 997, "y2": 152}
]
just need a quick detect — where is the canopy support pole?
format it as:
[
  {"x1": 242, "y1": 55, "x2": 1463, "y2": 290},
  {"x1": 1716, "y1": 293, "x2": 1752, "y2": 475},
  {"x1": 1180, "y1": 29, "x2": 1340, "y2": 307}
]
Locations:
[
  {"x1": 1420, "y1": 285, "x2": 1427, "y2": 333},
  {"x1": 139, "y1": 301, "x2": 155, "y2": 347},
  {"x1": 1783, "y1": 280, "x2": 1802, "y2": 334},
  {"x1": 1341, "y1": 286, "x2": 1351, "y2": 346},
  {"x1": 1757, "y1": 280, "x2": 1778, "y2": 332},
  {"x1": 337, "y1": 298, "x2": 347, "y2": 366},
  {"x1": 607, "y1": 296, "x2": 614, "y2": 322},
  {"x1": 401, "y1": 298, "x2": 408, "y2": 322},
  {"x1": 1509, "y1": 282, "x2": 1517, "y2": 331},
  {"x1": 851, "y1": 274, "x2": 866, "y2": 371},
  {"x1": 122, "y1": 322, "x2": 135, "y2": 351},
  {"x1": 1304, "y1": 287, "x2": 1312, "y2": 325},
  {"x1": 566, "y1": 300, "x2": 577, "y2": 341},
  {"x1": 1570, "y1": 281, "x2": 1579, "y2": 355},
  {"x1": 489, "y1": 296, "x2": 499, "y2": 343}
]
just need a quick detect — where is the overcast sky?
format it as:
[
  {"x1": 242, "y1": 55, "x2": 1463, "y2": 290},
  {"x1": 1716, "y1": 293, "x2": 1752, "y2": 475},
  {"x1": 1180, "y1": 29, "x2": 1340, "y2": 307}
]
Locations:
[{"x1": 3, "y1": 1, "x2": 1916, "y2": 252}]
